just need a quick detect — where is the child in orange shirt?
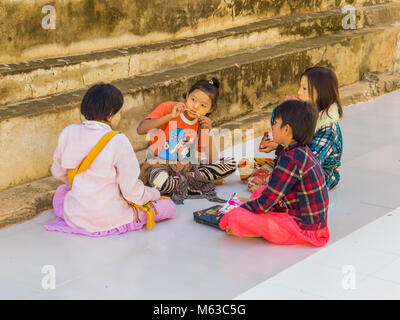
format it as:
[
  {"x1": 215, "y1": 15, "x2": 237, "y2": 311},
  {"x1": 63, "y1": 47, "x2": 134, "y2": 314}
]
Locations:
[{"x1": 137, "y1": 78, "x2": 236, "y2": 201}]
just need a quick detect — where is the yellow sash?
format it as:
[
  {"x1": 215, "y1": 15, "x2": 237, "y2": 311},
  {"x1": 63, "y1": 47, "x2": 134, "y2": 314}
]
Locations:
[{"x1": 67, "y1": 130, "x2": 169, "y2": 230}]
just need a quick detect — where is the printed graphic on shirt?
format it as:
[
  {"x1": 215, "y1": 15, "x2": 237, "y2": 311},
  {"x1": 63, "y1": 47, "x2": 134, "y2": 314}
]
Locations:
[
  {"x1": 145, "y1": 101, "x2": 207, "y2": 162},
  {"x1": 158, "y1": 128, "x2": 197, "y2": 161}
]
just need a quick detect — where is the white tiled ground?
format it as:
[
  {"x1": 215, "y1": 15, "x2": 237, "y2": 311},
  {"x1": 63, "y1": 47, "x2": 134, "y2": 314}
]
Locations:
[
  {"x1": 235, "y1": 208, "x2": 400, "y2": 300},
  {"x1": 0, "y1": 90, "x2": 399, "y2": 300}
]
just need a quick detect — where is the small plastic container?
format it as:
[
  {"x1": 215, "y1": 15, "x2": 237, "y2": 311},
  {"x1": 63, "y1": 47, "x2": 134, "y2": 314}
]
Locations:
[
  {"x1": 219, "y1": 193, "x2": 244, "y2": 214},
  {"x1": 259, "y1": 131, "x2": 272, "y2": 151}
]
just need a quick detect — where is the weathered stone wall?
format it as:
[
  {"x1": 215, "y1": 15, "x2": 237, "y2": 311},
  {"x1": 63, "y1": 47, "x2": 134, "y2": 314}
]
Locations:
[
  {"x1": 1, "y1": 22, "x2": 399, "y2": 191},
  {"x1": 0, "y1": 0, "x2": 399, "y2": 192},
  {"x1": 2, "y1": 2, "x2": 398, "y2": 107},
  {"x1": 0, "y1": 0, "x2": 400, "y2": 227},
  {"x1": 0, "y1": 0, "x2": 389, "y2": 64}
]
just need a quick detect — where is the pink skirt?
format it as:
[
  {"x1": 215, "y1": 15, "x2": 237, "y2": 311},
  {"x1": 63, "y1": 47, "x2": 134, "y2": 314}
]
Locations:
[
  {"x1": 45, "y1": 184, "x2": 176, "y2": 237},
  {"x1": 219, "y1": 185, "x2": 330, "y2": 246}
]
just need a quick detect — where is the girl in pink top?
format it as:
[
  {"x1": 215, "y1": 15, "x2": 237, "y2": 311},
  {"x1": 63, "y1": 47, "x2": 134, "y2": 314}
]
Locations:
[{"x1": 46, "y1": 84, "x2": 176, "y2": 236}]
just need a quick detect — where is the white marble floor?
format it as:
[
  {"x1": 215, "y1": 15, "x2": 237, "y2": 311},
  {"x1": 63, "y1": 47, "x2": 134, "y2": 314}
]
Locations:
[
  {"x1": 0, "y1": 90, "x2": 399, "y2": 300},
  {"x1": 235, "y1": 207, "x2": 400, "y2": 300}
]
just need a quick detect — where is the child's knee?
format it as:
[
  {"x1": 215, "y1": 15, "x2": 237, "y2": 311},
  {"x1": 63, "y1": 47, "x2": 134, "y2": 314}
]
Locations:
[
  {"x1": 226, "y1": 207, "x2": 249, "y2": 225},
  {"x1": 154, "y1": 198, "x2": 176, "y2": 221},
  {"x1": 52, "y1": 184, "x2": 70, "y2": 218}
]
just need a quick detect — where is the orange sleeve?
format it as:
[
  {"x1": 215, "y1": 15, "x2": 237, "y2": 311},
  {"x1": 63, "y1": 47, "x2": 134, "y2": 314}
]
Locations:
[{"x1": 145, "y1": 101, "x2": 177, "y2": 119}]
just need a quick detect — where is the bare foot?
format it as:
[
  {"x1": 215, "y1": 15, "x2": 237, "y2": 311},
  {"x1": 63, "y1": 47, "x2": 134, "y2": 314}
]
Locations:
[{"x1": 213, "y1": 179, "x2": 225, "y2": 185}]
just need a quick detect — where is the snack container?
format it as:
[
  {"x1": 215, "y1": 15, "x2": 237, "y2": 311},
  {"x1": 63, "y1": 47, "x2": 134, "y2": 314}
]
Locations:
[
  {"x1": 262, "y1": 131, "x2": 271, "y2": 141},
  {"x1": 259, "y1": 131, "x2": 271, "y2": 150},
  {"x1": 219, "y1": 193, "x2": 244, "y2": 214}
]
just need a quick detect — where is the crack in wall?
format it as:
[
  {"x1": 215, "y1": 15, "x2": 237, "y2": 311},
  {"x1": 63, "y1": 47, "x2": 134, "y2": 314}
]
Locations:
[
  {"x1": 79, "y1": 65, "x2": 86, "y2": 87},
  {"x1": 53, "y1": 68, "x2": 58, "y2": 93},
  {"x1": 26, "y1": 74, "x2": 34, "y2": 99},
  {"x1": 317, "y1": 45, "x2": 329, "y2": 66},
  {"x1": 128, "y1": 56, "x2": 132, "y2": 77}
]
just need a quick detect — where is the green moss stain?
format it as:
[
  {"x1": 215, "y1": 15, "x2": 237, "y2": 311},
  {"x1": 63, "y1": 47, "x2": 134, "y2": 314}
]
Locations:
[
  {"x1": 280, "y1": 14, "x2": 344, "y2": 38},
  {"x1": 239, "y1": 52, "x2": 314, "y2": 115},
  {"x1": 235, "y1": 0, "x2": 286, "y2": 16},
  {"x1": 1, "y1": 0, "x2": 128, "y2": 54},
  {"x1": 0, "y1": 0, "x2": 394, "y2": 64},
  {"x1": 2, "y1": 2, "x2": 57, "y2": 53},
  {"x1": 73, "y1": 0, "x2": 128, "y2": 42},
  {"x1": 230, "y1": 0, "x2": 325, "y2": 17},
  {"x1": 1, "y1": 0, "x2": 349, "y2": 59},
  {"x1": 129, "y1": 0, "x2": 193, "y2": 35},
  {"x1": 287, "y1": 0, "x2": 323, "y2": 14}
]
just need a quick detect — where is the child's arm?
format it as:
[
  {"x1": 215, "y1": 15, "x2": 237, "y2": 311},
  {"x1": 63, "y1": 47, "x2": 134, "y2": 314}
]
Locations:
[
  {"x1": 259, "y1": 105, "x2": 280, "y2": 154},
  {"x1": 259, "y1": 141, "x2": 279, "y2": 154},
  {"x1": 51, "y1": 134, "x2": 69, "y2": 185},
  {"x1": 241, "y1": 153, "x2": 299, "y2": 214},
  {"x1": 308, "y1": 126, "x2": 336, "y2": 165},
  {"x1": 116, "y1": 135, "x2": 160, "y2": 205},
  {"x1": 137, "y1": 103, "x2": 185, "y2": 135}
]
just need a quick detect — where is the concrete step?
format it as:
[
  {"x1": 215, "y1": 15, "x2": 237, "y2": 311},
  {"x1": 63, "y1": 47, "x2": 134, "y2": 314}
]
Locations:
[
  {"x1": 1, "y1": 0, "x2": 390, "y2": 65},
  {"x1": 1, "y1": 2, "x2": 400, "y2": 105},
  {"x1": 1, "y1": 22, "x2": 400, "y2": 191},
  {"x1": 1, "y1": 72, "x2": 399, "y2": 230}
]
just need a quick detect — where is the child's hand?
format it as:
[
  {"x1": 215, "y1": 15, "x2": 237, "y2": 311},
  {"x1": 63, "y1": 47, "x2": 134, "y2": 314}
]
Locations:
[
  {"x1": 169, "y1": 103, "x2": 186, "y2": 119},
  {"x1": 199, "y1": 115, "x2": 212, "y2": 130},
  {"x1": 259, "y1": 140, "x2": 278, "y2": 153},
  {"x1": 259, "y1": 133, "x2": 271, "y2": 151},
  {"x1": 238, "y1": 197, "x2": 251, "y2": 203}
]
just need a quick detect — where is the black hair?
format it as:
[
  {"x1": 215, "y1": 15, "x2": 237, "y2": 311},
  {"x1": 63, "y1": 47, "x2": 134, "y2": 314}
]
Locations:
[
  {"x1": 274, "y1": 100, "x2": 318, "y2": 145},
  {"x1": 301, "y1": 66, "x2": 343, "y2": 119},
  {"x1": 81, "y1": 83, "x2": 124, "y2": 121},
  {"x1": 182, "y1": 77, "x2": 220, "y2": 114}
]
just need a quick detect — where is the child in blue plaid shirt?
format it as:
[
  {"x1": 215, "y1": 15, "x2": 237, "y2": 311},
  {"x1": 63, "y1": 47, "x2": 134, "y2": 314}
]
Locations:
[{"x1": 251, "y1": 66, "x2": 343, "y2": 191}]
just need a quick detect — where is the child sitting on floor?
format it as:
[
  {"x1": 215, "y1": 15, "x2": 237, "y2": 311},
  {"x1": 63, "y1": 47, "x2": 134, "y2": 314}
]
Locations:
[
  {"x1": 136, "y1": 77, "x2": 236, "y2": 203},
  {"x1": 46, "y1": 83, "x2": 176, "y2": 236},
  {"x1": 244, "y1": 66, "x2": 343, "y2": 191},
  {"x1": 220, "y1": 100, "x2": 330, "y2": 246}
]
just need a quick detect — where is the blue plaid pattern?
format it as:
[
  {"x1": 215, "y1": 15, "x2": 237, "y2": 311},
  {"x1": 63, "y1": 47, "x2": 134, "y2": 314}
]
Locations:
[{"x1": 309, "y1": 123, "x2": 343, "y2": 190}]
